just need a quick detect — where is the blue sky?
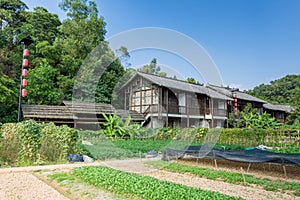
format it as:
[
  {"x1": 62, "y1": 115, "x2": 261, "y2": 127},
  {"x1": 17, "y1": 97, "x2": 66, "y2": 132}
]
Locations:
[{"x1": 22, "y1": 0, "x2": 300, "y2": 90}]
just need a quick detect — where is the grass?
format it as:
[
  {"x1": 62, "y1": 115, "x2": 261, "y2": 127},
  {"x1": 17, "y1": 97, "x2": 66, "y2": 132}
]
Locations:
[
  {"x1": 48, "y1": 172, "x2": 75, "y2": 183},
  {"x1": 146, "y1": 161, "x2": 300, "y2": 196},
  {"x1": 72, "y1": 166, "x2": 243, "y2": 200}
]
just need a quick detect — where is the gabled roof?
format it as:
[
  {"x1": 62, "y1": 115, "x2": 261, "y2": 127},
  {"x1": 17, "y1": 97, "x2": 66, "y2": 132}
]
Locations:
[
  {"x1": 63, "y1": 101, "x2": 115, "y2": 115},
  {"x1": 207, "y1": 84, "x2": 267, "y2": 103},
  {"x1": 22, "y1": 102, "x2": 144, "y2": 122},
  {"x1": 22, "y1": 104, "x2": 77, "y2": 120},
  {"x1": 63, "y1": 101, "x2": 144, "y2": 121},
  {"x1": 263, "y1": 103, "x2": 293, "y2": 113},
  {"x1": 122, "y1": 72, "x2": 232, "y2": 100}
]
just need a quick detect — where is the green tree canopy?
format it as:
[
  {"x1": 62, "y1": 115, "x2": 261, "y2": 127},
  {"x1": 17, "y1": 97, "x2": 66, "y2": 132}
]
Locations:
[
  {"x1": 246, "y1": 74, "x2": 300, "y2": 106},
  {"x1": 26, "y1": 60, "x2": 63, "y2": 105},
  {"x1": 138, "y1": 58, "x2": 166, "y2": 77}
]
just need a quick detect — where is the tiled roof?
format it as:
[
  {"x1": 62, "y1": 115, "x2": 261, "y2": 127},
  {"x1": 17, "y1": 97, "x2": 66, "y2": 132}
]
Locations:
[
  {"x1": 135, "y1": 72, "x2": 232, "y2": 100},
  {"x1": 207, "y1": 84, "x2": 267, "y2": 103},
  {"x1": 263, "y1": 103, "x2": 293, "y2": 113}
]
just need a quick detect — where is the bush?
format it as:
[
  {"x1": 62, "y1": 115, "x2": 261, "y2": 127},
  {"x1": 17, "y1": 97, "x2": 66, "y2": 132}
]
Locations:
[
  {"x1": 0, "y1": 123, "x2": 19, "y2": 166},
  {"x1": 0, "y1": 120, "x2": 80, "y2": 166},
  {"x1": 15, "y1": 120, "x2": 41, "y2": 165},
  {"x1": 39, "y1": 122, "x2": 79, "y2": 162},
  {"x1": 218, "y1": 128, "x2": 267, "y2": 147}
]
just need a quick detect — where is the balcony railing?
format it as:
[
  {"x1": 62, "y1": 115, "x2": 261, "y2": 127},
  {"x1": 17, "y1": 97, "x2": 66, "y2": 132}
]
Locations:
[{"x1": 142, "y1": 104, "x2": 227, "y2": 117}]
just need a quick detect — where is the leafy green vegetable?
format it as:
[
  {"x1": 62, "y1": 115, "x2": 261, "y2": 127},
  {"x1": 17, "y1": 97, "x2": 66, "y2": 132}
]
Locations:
[
  {"x1": 146, "y1": 161, "x2": 300, "y2": 196},
  {"x1": 73, "y1": 166, "x2": 243, "y2": 200}
]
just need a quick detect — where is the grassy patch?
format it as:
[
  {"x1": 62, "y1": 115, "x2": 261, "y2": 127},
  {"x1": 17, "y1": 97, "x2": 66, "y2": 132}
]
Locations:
[
  {"x1": 48, "y1": 172, "x2": 75, "y2": 183},
  {"x1": 72, "y1": 166, "x2": 243, "y2": 200},
  {"x1": 146, "y1": 161, "x2": 300, "y2": 196}
]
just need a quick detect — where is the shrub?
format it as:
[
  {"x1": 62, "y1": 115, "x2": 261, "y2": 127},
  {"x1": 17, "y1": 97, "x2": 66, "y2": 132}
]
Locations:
[
  {"x1": 13, "y1": 120, "x2": 41, "y2": 165},
  {"x1": 0, "y1": 123, "x2": 19, "y2": 166},
  {"x1": 0, "y1": 120, "x2": 80, "y2": 166},
  {"x1": 39, "y1": 122, "x2": 79, "y2": 162}
]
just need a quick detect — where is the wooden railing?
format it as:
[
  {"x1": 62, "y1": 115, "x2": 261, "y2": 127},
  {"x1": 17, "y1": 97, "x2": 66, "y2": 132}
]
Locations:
[{"x1": 140, "y1": 104, "x2": 227, "y2": 117}]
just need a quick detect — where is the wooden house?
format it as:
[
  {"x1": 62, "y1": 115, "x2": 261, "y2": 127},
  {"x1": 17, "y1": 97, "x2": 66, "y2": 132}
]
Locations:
[
  {"x1": 119, "y1": 72, "x2": 232, "y2": 128},
  {"x1": 263, "y1": 103, "x2": 293, "y2": 122},
  {"x1": 22, "y1": 101, "x2": 144, "y2": 129},
  {"x1": 207, "y1": 85, "x2": 267, "y2": 114}
]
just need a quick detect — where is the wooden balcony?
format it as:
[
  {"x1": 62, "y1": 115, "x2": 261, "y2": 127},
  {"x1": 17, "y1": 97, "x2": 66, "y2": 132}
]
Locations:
[{"x1": 142, "y1": 104, "x2": 227, "y2": 117}]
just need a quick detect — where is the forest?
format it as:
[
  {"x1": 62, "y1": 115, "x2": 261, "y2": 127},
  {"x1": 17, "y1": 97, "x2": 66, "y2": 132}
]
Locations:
[{"x1": 0, "y1": 0, "x2": 299, "y2": 124}]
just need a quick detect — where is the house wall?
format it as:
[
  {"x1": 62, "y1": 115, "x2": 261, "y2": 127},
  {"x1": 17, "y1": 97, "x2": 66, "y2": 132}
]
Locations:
[{"x1": 123, "y1": 76, "x2": 228, "y2": 128}]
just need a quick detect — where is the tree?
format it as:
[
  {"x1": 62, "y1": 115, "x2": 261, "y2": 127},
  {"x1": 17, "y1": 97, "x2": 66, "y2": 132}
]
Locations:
[
  {"x1": 286, "y1": 87, "x2": 300, "y2": 124},
  {"x1": 25, "y1": 60, "x2": 63, "y2": 105},
  {"x1": 186, "y1": 77, "x2": 203, "y2": 85},
  {"x1": 115, "y1": 46, "x2": 131, "y2": 69},
  {"x1": 0, "y1": 0, "x2": 28, "y2": 77},
  {"x1": 0, "y1": 0, "x2": 28, "y2": 44},
  {"x1": 0, "y1": 74, "x2": 18, "y2": 123},
  {"x1": 246, "y1": 75, "x2": 300, "y2": 106},
  {"x1": 21, "y1": 7, "x2": 61, "y2": 44},
  {"x1": 138, "y1": 58, "x2": 166, "y2": 77},
  {"x1": 54, "y1": 0, "x2": 107, "y2": 100}
]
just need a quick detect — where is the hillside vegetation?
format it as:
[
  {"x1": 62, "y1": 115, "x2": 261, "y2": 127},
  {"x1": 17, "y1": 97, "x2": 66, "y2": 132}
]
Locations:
[{"x1": 246, "y1": 75, "x2": 300, "y2": 106}]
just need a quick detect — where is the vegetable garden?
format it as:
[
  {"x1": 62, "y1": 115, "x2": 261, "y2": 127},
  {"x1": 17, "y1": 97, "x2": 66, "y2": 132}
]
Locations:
[{"x1": 0, "y1": 119, "x2": 299, "y2": 199}]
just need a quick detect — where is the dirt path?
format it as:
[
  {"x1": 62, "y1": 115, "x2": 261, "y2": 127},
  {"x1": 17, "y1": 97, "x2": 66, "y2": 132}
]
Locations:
[
  {"x1": 0, "y1": 172, "x2": 69, "y2": 200},
  {"x1": 0, "y1": 158, "x2": 298, "y2": 200}
]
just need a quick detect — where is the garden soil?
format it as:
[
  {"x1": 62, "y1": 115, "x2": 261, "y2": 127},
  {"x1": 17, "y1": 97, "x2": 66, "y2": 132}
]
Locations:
[{"x1": 0, "y1": 157, "x2": 298, "y2": 200}]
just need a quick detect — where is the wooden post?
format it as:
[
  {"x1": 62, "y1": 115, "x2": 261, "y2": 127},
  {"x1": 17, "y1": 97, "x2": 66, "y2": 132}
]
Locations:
[
  {"x1": 283, "y1": 165, "x2": 287, "y2": 179},
  {"x1": 247, "y1": 163, "x2": 251, "y2": 172},
  {"x1": 240, "y1": 167, "x2": 247, "y2": 185},
  {"x1": 124, "y1": 91, "x2": 127, "y2": 110},
  {"x1": 140, "y1": 78, "x2": 143, "y2": 113},
  {"x1": 130, "y1": 82, "x2": 133, "y2": 111},
  {"x1": 186, "y1": 93, "x2": 189, "y2": 127},
  {"x1": 151, "y1": 85, "x2": 153, "y2": 128},
  {"x1": 166, "y1": 89, "x2": 169, "y2": 127},
  {"x1": 211, "y1": 98, "x2": 214, "y2": 128},
  {"x1": 158, "y1": 87, "x2": 162, "y2": 120}
]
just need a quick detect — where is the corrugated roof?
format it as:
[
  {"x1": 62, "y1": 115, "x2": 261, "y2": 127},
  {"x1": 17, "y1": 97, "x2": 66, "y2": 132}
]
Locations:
[
  {"x1": 207, "y1": 84, "x2": 267, "y2": 103},
  {"x1": 135, "y1": 72, "x2": 232, "y2": 100},
  {"x1": 263, "y1": 103, "x2": 293, "y2": 113}
]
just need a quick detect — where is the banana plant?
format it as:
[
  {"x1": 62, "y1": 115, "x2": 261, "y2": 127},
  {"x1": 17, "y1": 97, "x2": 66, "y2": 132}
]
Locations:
[{"x1": 102, "y1": 113, "x2": 131, "y2": 139}]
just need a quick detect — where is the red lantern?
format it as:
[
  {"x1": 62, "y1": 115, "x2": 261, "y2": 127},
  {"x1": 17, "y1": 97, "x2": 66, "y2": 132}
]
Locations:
[
  {"x1": 23, "y1": 49, "x2": 29, "y2": 57},
  {"x1": 23, "y1": 59, "x2": 28, "y2": 67},
  {"x1": 22, "y1": 79, "x2": 28, "y2": 87},
  {"x1": 22, "y1": 89, "x2": 27, "y2": 97},
  {"x1": 22, "y1": 69, "x2": 28, "y2": 77}
]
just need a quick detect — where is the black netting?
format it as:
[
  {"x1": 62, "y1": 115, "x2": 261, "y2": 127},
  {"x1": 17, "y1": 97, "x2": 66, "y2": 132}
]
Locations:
[{"x1": 162, "y1": 145, "x2": 300, "y2": 166}]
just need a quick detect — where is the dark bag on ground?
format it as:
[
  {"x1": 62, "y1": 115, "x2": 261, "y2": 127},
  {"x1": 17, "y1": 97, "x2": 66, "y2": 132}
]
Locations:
[{"x1": 67, "y1": 154, "x2": 84, "y2": 162}]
